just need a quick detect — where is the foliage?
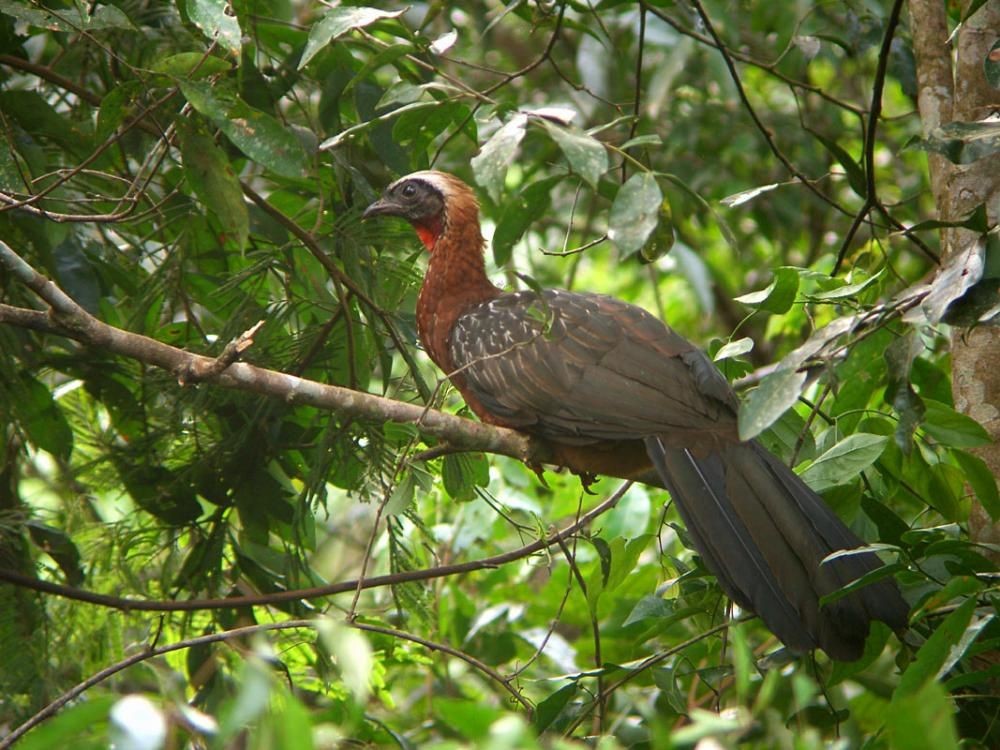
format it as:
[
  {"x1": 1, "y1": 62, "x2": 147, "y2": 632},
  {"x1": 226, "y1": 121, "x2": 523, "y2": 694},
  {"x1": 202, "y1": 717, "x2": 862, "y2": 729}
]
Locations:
[{"x1": 0, "y1": 0, "x2": 998, "y2": 748}]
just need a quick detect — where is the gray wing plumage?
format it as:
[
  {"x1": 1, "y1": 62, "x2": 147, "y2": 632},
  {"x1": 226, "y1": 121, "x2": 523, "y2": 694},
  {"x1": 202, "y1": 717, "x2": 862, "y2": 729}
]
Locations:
[{"x1": 448, "y1": 289, "x2": 738, "y2": 445}]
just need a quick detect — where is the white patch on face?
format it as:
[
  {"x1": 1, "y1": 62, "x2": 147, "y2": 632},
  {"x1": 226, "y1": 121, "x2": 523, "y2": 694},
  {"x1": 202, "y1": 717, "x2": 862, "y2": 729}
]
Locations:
[{"x1": 391, "y1": 170, "x2": 454, "y2": 197}]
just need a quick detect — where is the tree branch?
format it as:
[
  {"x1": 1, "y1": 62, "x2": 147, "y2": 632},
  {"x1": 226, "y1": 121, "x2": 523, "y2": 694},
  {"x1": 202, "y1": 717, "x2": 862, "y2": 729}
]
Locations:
[
  {"x1": 0, "y1": 482, "x2": 631, "y2": 612},
  {"x1": 0, "y1": 239, "x2": 540, "y2": 465}
]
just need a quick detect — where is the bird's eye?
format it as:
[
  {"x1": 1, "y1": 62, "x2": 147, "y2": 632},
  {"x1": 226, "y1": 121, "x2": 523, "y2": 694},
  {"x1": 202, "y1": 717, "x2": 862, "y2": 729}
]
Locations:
[{"x1": 401, "y1": 183, "x2": 417, "y2": 198}]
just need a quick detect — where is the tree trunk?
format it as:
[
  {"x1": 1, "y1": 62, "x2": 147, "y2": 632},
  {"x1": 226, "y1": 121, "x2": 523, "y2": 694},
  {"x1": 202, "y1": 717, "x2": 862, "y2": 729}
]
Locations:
[{"x1": 909, "y1": 0, "x2": 1000, "y2": 557}]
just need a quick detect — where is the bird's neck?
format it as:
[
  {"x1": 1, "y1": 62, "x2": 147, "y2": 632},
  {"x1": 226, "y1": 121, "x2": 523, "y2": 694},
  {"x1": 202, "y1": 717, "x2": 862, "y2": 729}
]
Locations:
[{"x1": 416, "y1": 214, "x2": 501, "y2": 374}]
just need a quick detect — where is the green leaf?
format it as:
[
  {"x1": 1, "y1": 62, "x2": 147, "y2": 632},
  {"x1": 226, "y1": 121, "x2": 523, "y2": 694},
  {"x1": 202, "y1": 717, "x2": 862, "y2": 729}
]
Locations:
[
  {"x1": 623, "y1": 595, "x2": 672, "y2": 627},
  {"x1": 179, "y1": 81, "x2": 310, "y2": 178},
  {"x1": 986, "y1": 40, "x2": 1000, "y2": 89},
  {"x1": 896, "y1": 597, "x2": 977, "y2": 698},
  {"x1": 810, "y1": 269, "x2": 883, "y2": 301},
  {"x1": 922, "y1": 399, "x2": 992, "y2": 447},
  {"x1": 534, "y1": 683, "x2": 579, "y2": 732},
  {"x1": 800, "y1": 433, "x2": 888, "y2": 492},
  {"x1": 187, "y1": 0, "x2": 242, "y2": 53},
  {"x1": 0, "y1": 139, "x2": 20, "y2": 190},
  {"x1": 812, "y1": 131, "x2": 867, "y2": 198},
  {"x1": 738, "y1": 367, "x2": 807, "y2": 441},
  {"x1": 887, "y1": 680, "x2": 959, "y2": 750},
  {"x1": 492, "y1": 176, "x2": 559, "y2": 266},
  {"x1": 13, "y1": 372, "x2": 73, "y2": 460},
  {"x1": 953, "y1": 450, "x2": 1000, "y2": 520},
  {"x1": 914, "y1": 121, "x2": 1000, "y2": 164},
  {"x1": 26, "y1": 521, "x2": 84, "y2": 585},
  {"x1": 15, "y1": 694, "x2": 116, "y2": 750},
  {"x1": 734, "y1": 267, "x2": 800, "y2": 314},
  {"x1": 150, "y1": 52, "x2": 232, "y2": 80},
  {"x1": 442, "y1": 453, "x2": 489, "y2": 501},
  {"x1": 713, "y1": 337, "x2": 754, "y2": 361},
  {"x1": 180, "y1": 128, "x2": 249, "y2": 252},
  {"x1": 539, "y1": 120, "x2": 608, "y2": 186},
  {"x1": 299, "y1": 7, "x2": 406, "y2": 69},
  {"x1": 719, "y1": 182, "x2": 780, "y2": 208},
  {"x1": 96, "y1": 81, "x2": 145, "y2": 141},
  {"x1": 471, "y1": 114, "x2": 527, "y2": 202},
  {"x1": 608, "y1": 171, "x2": 662, "y2": 254}
]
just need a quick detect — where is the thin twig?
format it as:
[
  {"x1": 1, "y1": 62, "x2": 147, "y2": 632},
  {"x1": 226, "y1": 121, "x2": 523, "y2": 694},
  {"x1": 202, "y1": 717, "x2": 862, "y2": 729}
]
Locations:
[{"x1": 0, "y1": 483, "x2": 633, "y2": 612}]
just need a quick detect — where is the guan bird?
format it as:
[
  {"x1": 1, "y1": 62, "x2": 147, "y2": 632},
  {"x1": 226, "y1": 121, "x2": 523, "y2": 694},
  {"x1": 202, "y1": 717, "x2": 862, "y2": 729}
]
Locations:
[{"x1": 363, "y1": 170, "x2": 908, "y2": 661}]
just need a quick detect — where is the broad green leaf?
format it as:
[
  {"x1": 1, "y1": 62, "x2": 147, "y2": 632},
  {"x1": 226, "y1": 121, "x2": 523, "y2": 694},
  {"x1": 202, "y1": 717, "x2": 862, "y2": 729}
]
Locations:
[
  {"x1": 734, "y1": 267, "x2": 800, "y2": 314},
  {"x1": 180, "y1": 128, "x2": 249, "y2": 251},
  {"x1": 150, "y1": 52, "x2": 232, "y2": 79},
  {"x1": 953, "y1": 450, "x2": 1000, "y2": 520},
  {"x1": 713, "y1": 337, "x2": 754, "y2": 361},
  {"x1": 608, "y1": 171, "x2": 662, "y2": 254},
  {"x1": 738, "y1": 367, "x2": 807, "y2": 441},
  {"x1": 96, "y1": 81, "x2": 145, "y2": 141},
  {"x1": 179, "y1": 81, "x2": 309, "y2": 178},
  {"x1": 471, "y1": 114, "x2": 527, "y2": 202},
  {"x1": 921, "y1": 399, "x2": 993, "y2": 447},
  {"x1": 533, "y1": 683, "x2": 579, "y2": 732},
  {"x1": 0, "y1": 1, "x2": 131, "y2": 30},
  {"x1": 492, "y1": 176, "x2": 559, "y2": 266},
  {"x1": 810, "y1": 269, "x2": 883, "y2": 301},
  {"x1": 299, "y1": 7, "x2": 406, "y2": 69},
  {"x1": 540, "y1": 120, "x2": 608, "y2": 187},
  {"x1": 812, "y1": 131, "x2": 867, "y2": 198},
  {"x1": 887, "y1": 680, "x2": 960, "y2": 750},
  {"x1": 15, "y1": 694, "x2": 116, "y2": 750},
  {"x1": 896, "y1": 597, "x2": 977, "y2": 698},
  {"x1": 623, "y1": 595, "x2": 673, "y2": 627},
  {"x1": 188, "y1": 0, "x2": 241, "y2": 53},
  {"x1": 442, "y1": 452, "x2": 489, "y2": 501},
  {"x1": 14, "y1": 372, "x2": 73, "y2": 460},
  {"x1": 800, "y1": 433, "x2": 888, "y2": 492}
]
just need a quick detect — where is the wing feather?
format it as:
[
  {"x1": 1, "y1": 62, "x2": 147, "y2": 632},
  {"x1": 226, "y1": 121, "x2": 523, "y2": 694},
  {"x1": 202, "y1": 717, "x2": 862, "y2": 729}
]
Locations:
[{"x1": 449, "y1": 290, "x2": 738, "y2": 443}]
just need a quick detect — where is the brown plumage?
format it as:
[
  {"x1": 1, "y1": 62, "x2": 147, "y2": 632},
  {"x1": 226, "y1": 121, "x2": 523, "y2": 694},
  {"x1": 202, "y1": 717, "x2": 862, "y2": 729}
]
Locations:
[{"x1": 363, "y1": 170, "x2": 908, "y2": 660}]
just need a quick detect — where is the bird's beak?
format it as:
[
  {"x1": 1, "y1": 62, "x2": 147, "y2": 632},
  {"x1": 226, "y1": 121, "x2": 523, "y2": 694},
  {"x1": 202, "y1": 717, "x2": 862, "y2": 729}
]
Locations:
[{"x1": 362, "y1": 197, "x2": 399, "y2": 220}]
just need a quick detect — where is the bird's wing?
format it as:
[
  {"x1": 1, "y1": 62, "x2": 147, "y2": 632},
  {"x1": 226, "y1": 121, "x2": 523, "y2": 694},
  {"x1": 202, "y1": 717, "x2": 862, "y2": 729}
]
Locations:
[{"x1": 448, "y1": 290, "x2": 740, "y2": 444}]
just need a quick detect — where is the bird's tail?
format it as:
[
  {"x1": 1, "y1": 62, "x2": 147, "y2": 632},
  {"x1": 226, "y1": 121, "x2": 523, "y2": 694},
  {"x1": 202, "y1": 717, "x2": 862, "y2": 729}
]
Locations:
[{"x1": 644, "y1": 436, "x2": 907, "y2": 660}]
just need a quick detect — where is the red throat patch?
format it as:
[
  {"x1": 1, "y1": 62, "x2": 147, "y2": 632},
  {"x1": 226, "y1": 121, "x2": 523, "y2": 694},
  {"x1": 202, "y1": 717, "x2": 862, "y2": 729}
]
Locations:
[{"x1": 414, "y1": 224, "x2": 437, "y2": 250}]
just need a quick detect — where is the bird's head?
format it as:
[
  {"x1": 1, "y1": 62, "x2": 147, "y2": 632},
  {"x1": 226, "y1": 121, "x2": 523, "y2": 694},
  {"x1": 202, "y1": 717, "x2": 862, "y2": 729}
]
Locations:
[{"x1": 363, "y1": 171, "x2": 479, "y2": 251}]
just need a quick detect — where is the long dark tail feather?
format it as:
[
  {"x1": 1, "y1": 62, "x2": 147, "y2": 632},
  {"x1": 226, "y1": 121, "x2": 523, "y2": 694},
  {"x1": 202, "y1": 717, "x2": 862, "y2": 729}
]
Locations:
[{"x1": 644, "y1": 436, "x2": 908, "y2": 661}]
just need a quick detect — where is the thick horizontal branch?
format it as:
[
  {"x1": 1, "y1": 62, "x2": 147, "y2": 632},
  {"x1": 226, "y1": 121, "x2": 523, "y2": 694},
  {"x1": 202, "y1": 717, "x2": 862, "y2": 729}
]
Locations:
[{"x1": 0, "y1": 240, "x2": 542, "y2": 465}]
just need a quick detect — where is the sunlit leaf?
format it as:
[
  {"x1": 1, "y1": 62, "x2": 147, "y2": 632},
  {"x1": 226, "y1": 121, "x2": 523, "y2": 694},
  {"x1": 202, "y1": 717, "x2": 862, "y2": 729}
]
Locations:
[
  {"x1": 188, "y1": 0, "x2": 241, "y2": 54},
  {"x1": 921, "y1": 399, "x2": 993, "y2": 447},
  {"x1": 800, "y1": 434, "x2": 888, "y2": 491},
  {"x1": 720, "y1": 182, "x2": 780, "y2": 207},
  {"x1": 738, "y1": 367, "x2": 807, "y2": 441},
  {"x1": 734, "y1": 267, "x2": 800, "y2": 314},
  {"x1": 471, "y1": 114, "x2": 527, "y2": 201},
  {"x1": 540, "y1": 120, "x2": 608, "y2": 187},
  {"x1": 713, "y1": 337, "x2": 754, "y2": 361},
  {"x1": 608, "y1": 171, "x2": 662, "y2": 254},
  {"x1": 179, "y1": 81, "x2": 310, "y2": 178},
  {"x1": 299, "y1": 7, "x2": 406, "y2": 69}
]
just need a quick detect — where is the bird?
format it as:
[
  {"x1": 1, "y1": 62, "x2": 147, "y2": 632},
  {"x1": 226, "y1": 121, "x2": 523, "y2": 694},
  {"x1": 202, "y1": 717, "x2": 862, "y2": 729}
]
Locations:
[{"x1": 363, "y1": 170, "x2": 908, "y2": 661}]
